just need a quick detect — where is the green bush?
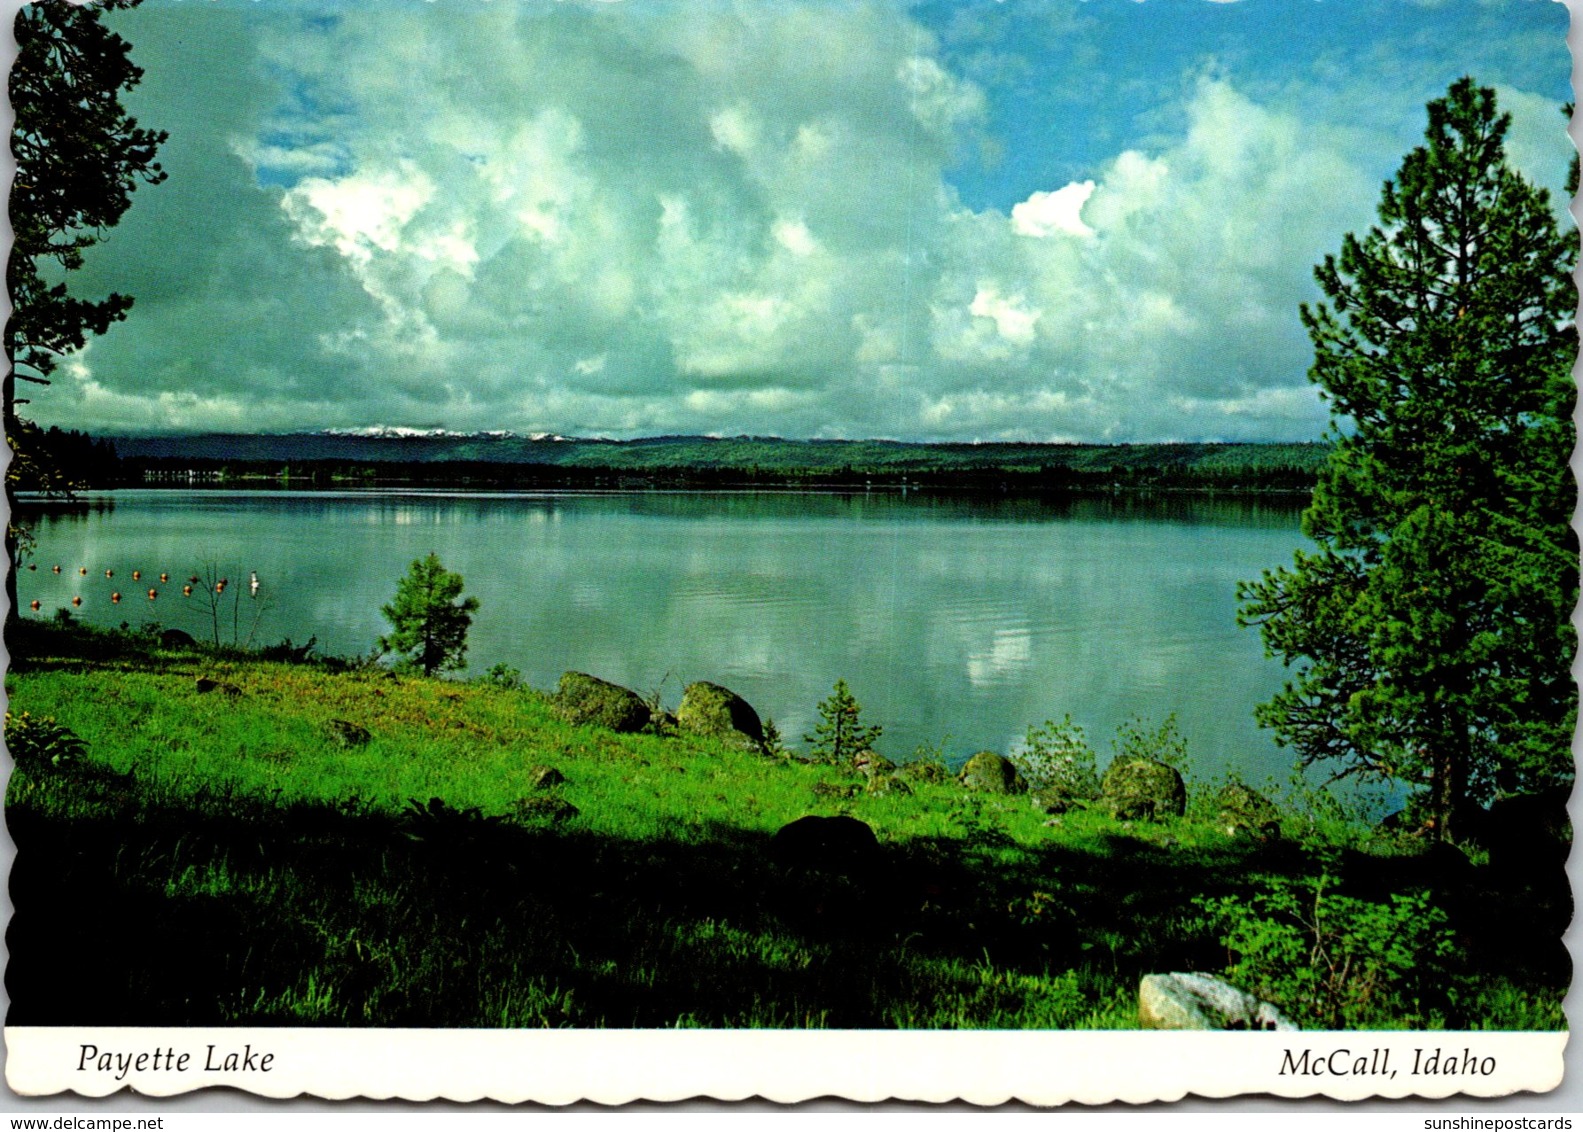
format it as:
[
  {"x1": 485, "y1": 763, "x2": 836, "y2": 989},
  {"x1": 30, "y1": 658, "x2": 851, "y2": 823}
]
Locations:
[
  {"x1": 480, "y1": 662, "x2": 523, "y2": 690},
  {"x1": 1012, "y1": 716, "x2": 1099, "y2": 797},
  {"x1": 1198, "y1": 872, "x2": 1454, "y2": 1029},
  {"x1": 5, "y1": 710, "x2": 86, "y2": 770},
  {"x1": 1111, "y1": 713, "x2": 1188, "y2": 770}
]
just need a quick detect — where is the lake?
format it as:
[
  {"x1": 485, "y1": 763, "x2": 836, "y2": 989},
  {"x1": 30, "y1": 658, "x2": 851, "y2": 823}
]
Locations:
[{"x1": 18, "y1": 489, "x2": 1310, "y2": 783}]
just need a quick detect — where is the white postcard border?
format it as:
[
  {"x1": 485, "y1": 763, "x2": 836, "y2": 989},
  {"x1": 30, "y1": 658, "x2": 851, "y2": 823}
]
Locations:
[{"x1": 3, "y1": 1027, "x2": 1566, "y2": 1105}]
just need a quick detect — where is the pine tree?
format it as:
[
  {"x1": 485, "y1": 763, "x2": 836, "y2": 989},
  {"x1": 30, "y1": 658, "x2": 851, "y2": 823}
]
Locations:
[
  {"x1": 379, "y1": 554, "x2": 481, "y2": 677},
  {"x1": 805, "y1": 679, "x2": 884, "y2": 765},
  {"x1": 1238, "y1": 78, "x2": 1576, "y2": 841},
  {"x1": 7, "y1": 0, "x2": 166, "y2": 620}
]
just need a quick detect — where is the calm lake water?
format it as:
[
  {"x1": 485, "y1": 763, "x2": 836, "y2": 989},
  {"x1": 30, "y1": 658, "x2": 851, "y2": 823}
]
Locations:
[{"x1": 19, "y1": 489, "x2": 1310, "y2": 782}]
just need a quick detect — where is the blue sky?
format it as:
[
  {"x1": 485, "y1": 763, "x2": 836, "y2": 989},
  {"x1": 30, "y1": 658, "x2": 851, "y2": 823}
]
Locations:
[{"x1": 34, "y1": 0, "x2": 1576, "y2": 442}]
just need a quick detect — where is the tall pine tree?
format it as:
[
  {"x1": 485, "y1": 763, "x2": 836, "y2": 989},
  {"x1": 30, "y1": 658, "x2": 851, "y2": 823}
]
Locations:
[{"x1": 1238, "y1": 78, "x2": 1576, "y2": 841}]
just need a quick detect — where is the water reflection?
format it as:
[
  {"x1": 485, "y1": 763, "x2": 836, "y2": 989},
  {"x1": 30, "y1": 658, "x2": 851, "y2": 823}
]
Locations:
[{"x1": 19, "y1": 489, "x2": 1307, "y2": 781}]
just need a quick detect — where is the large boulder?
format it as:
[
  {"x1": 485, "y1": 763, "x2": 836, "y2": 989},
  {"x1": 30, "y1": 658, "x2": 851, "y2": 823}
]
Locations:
[
  {"x1": 1216, "y1": 781, "x2": 1280, "y2": 839},
  {"x1": 769, "y1": 815, "x2": 880, "y2": 873},
  {"x1": 958, "y1": 751, "x2": 1027, "y2": 794},
  {"x1": 1102, "y1": 757, "x2": 1186, "y2": 821},
  {"x1": 1481, "y1": 787, "x2": 1572, "y2": 877},
  {"x1": 1138, "y1": 972, "x2": 1297, "y2": 1031},
  {"x1": 552, "y1": 672, "x2": 651, "y2": 733},
  {"x1": 676, "y1": 681, "x2": 764, "y2": 747}
]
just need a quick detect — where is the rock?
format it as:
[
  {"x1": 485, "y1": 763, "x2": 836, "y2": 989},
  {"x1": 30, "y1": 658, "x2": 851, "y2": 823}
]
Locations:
[
  {"x1": 900, "y1": 761, "x2": 949, "y2": 784},
  {"x1": 812, "y1": 782, "x2": 860, "y2": 801},
  {"x1": 770, "y1": 815, "x2": 880, "y2": 872},
  {"x1": 1217, "y1": 781, "x2": 1280, "y2": 838},
  {"x1": 509, "y1": 796, "x2": 580, "y2": 823},
  {"x1": 958, "y1": 751, "x2": 1028, "y2": 794},
  {"x1": 866, "y1": 773, "x2": 913, "y2": 797},
  {"x1": 327, "y1": 719, "x2": 371, "y2": 747},
  {"x1": 1102, "y1": 757, "x2": 1186, "y2": 821},
  {"x1": 676, "y1": 681, "x2": 764, "y2": 747},
  {"x1": 1031, "y1": 785, "x2": 1091, "y2": 816},
  {"x1": 552, "y1": 672, "x2": 651, "y2": 733},
  {"x1": 528, "y1": 765, "x2": 566, "y2": 789},
  {"x1": 1138, "y1": 972, "x2": 1298, "y2": 1031},
  {"x1": 1482, "y1": 788, "x2": 1572, "y2": 876},
  {"x1": 851, "y1": 749, "x2": 896, "y2": 778},
  {"x1": 160, "y1": 628, "x2": 197, "y2": 648},
  {"x1": 194, "y1": 676, "x2": 240, "y2": 696}
]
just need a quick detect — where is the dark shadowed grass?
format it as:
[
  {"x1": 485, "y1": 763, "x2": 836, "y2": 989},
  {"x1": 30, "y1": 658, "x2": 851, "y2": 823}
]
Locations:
[{"x1": 4, "y1": 620, "x2": 1568, "y2": 1029}]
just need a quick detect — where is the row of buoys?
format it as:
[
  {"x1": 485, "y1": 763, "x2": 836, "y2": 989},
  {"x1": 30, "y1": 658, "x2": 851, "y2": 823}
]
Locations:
[{"x1": 27, "y1": 565, "x2": 259, "y2": 614}]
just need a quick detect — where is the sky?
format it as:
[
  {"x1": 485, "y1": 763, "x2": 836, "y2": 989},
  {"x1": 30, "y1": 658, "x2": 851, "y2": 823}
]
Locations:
[{"x1": 25, "y1": 0, "x2": 1577, "y2": 442}]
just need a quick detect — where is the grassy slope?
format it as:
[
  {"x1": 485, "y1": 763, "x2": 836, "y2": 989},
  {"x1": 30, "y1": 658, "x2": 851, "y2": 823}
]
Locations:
[{"x1": 5, "y1": 621, "x2": 1567, "y2": 1029}]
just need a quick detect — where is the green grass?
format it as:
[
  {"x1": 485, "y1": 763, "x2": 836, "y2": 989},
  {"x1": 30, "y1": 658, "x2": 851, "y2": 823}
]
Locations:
[{"x1": 4, "y1": 619, "x2": 1568, "y2": 1029}]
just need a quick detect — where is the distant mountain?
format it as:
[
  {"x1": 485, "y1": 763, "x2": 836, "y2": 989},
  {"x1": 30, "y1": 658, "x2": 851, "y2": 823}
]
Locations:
[
  {"x1": 105, "y1": 432, "x2": 1328, "y2": 492},
  {"x1": 110, "y1": 430, "x2": 1325, "y2": 469}
]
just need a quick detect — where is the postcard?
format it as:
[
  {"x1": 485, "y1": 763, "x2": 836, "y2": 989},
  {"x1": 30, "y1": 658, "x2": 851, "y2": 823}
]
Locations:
[{"x1": 2, "y1": 0, "x2": 1575, "y2": 1105}]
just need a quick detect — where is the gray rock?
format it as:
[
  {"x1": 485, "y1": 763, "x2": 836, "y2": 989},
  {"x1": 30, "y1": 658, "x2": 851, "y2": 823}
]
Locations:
[
  {"x1": 1217, "y1": 781, "x2": 1281, "y2": 838},
  {"x1": 676, "y1": 681, "x2": 764, "y2": 746},
  {"x1": 1031, "y1": 785, "x2": 1092, "y2": 816},
  {"x1": 958, "y1": 751, "x2": 1028, "y2": 794},
  {"x1": 552, "y1": 672, "x2": 651, "y2": 733},
  {"x1": 1102, "y1": 757, "x2": 1186, "y2": 821},
  {"x1": 160, "y1": 628, "x2": 197, "y2": 648},
  {"x1": 866, "y1": 773, "x2": 913, "y2": 797},
  {"x1": 528, "y1": 765, "x2": 566, "y2": 789},
  {"x1": 1138, "y1": 972, "x2": 1297, "y2": 1031},
  {"x1": 327, "y1": 719, "x2": 371, "y2": 747},
  {"x1": 851, "y1": 749, "x2": 896, "y2": 778},
  {"x1": 509, "y1": 796, "x2": 580, "y2": 823},
  {"x1": 769, "y1": 815, "x2": 880, "y2": 872}
]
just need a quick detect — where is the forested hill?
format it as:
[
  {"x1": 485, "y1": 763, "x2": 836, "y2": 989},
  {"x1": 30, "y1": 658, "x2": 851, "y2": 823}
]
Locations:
[{"x1": 108, "y1": 433, "x2": 1329, "y2": 492}]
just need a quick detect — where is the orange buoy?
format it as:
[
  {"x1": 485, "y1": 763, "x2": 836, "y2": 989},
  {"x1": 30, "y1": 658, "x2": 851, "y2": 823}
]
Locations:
[
  {"x1": 51, "y1": 565, "x2": 61, "y2": 574},
  {"x1": 183, "y1": 584, "x2": 193, "y2": 596},
  {"x1": 26, "y1": 563, "x2": 35, "y2": 571},
  {"x1": 78, "y1": 567, "x2": 88, "y2": 576},
  {"x1": 132, "y1": 570, "x2": 142, "y2": 580},
  {"x1": 111, "y1": 592, "x2": 121, "y2": 604},
  {"x1": 215, "y1": 581, "x2": 226, "y2": 594},
  {"x1": 159, "y1": 572, "x2": 169, "y2": 583},
  {"x1": 105, "y1": 569, "x2": 114, "y2": 578},
  {"x1": 188, "y1": 575, "x2": 199, "y2": 585},
  {"x1": 29, "y1": 600, "x2": 40, "y2": 611},
  {"x1": 147, "y1": 588, "x2": 158, "y2": 601},
  {"x1": 71, "y1": 596, "x2": 82, "y2": 607}
]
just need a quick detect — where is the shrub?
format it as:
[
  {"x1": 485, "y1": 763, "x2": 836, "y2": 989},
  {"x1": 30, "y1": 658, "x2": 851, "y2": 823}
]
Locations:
[
  {"x1": 1111, "y1": 712, "x2": 1188, "y2": 770},
  {"x1": 804, "y1": 679, "x2": 883, "y2": 765},
  {"x1": 480, "y1": 662, "x2": 523, "y2": 690},
  {"x1": 1012, "y1": 716, "x2": 1099, "y2": 796},
  {"x1": 1198, "y1": 872, "x2": 1454, "y2": 1029},
  {"x1": 5, "y1": 710, "x2": 86, "y2": 771}
]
